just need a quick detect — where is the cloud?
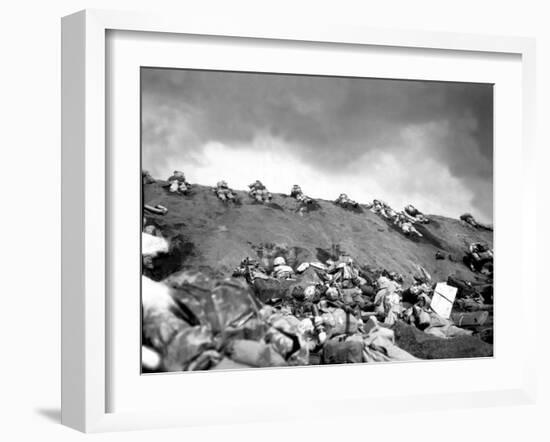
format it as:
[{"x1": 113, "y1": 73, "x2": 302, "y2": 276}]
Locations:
[{"x1": 141, "y1": 68, "x2": 493, "y2": 222}]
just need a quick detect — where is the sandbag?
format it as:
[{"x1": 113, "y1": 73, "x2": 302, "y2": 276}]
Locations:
[
  {"x1": 220, "y1": 317, "x2": 269, "y2": 343},
  {"x1": 424, "y1": 313, "x2": 473, "y2": 339},
  {"x1": 341, "y1": 287, "x2": 362, "y2": 306},
  {"x1": 202, "y1": 281, "x2": 261, "y2": 333},
  {"x1": 363, "y1": 319, "x2": 417, "y2": 363},
  {"x1": 264, "y1": 314, "x2": 309, "y2": 366},
  {"x1": 451, "y1": 311, "x2": 489, "y2": 328},
  {"x1": 322, "y1": 334, "x2": 364, "y2": 364},
  {"x1": 424, "y1": 324, "x2": 472, "y2": 339},
  {"x1": 321, "y1": 308, "x2": 359, "y2": 337}
]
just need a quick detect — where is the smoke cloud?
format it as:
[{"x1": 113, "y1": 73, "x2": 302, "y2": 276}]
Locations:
[{"x1": 142, "y1": 68, "x2": 493, "y2": 222}]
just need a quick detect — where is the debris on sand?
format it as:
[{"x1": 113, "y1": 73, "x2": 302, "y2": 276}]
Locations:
[
  {"x1": 141, "y1": 173, "x2": 494, "y2": 371},
  {"x1": 143, "y1": 244, "x2": 493, "y2": 371}
]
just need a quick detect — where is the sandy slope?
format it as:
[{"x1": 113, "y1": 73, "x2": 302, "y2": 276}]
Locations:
[{"x1": 143, "y1": 181, "x2": 493, "y2": 284}]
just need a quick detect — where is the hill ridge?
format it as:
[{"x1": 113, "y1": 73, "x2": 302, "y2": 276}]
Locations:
[{"x1": 143, "y1": 180, "x2": 493, "y2": 284}]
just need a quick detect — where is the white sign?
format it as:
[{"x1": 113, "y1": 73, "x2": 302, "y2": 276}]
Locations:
[{"x1": 431, "y1": 283, "x2": 458, "y2": 319}]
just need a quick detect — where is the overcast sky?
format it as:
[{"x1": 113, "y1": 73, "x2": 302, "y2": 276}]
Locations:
[{"x1": 141, "y1": 68, "x2": 493, "y2": 223}]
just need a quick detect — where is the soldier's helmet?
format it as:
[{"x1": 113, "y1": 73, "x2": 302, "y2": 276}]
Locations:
[{"x1": 273, "y1": 256, "x2": 286, "y2": 266}]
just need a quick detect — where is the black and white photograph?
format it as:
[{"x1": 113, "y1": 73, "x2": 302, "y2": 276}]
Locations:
[
  {"x1": 1, "y1": 0, "x2": 546, "y2": 438},
  {"x1": 140, "y1": 68, "x2": 494, "y2": 373}
]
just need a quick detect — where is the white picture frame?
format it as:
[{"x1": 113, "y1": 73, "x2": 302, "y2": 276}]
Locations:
[{"x1": 61, "y1": 9, "x2": 537, "y2": 433}]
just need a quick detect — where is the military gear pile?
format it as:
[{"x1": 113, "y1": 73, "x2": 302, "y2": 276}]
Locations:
[
  {"x1": 167, "y1": 170, "x2": 192, "y2": 195},
  {"x1": 290, "y1": 184, "x2": 314, "y2": 205},
  {"x1": 142, "y1": 233, "x2": 494, "y2": 372},
  {"x1": 141, "y1": 172, "x2": 494, "y2": 371},
  {"x1": 465, "y1": 242, "x2": 494, "y2": 276},
  {"x1": 334, "y1": 193, "x2": 359, "y2": 209},
  {"x1": 369, "y1": 200, "x2": 429, "y2": 237},
  {"x1": 248, "y1": 180, "x2": 272, "y2": 203},
  {"x1": 213, "y1": 180, "x2": 237, "y2": 202}
]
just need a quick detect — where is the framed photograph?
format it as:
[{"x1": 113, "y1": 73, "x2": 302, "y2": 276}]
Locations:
[{"x1": 61, "y1": 9, "x2": 537, "y2": 432}]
